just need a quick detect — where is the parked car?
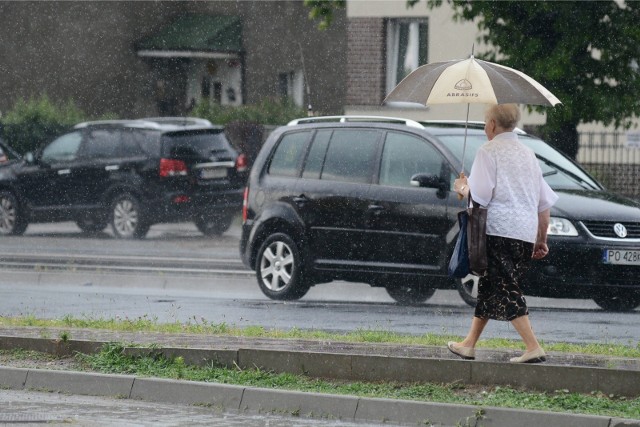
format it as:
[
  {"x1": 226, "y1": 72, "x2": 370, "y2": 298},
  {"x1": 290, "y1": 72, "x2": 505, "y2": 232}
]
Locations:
[
  {"x1": 239, "y1": 116, "x2": 640, "y2": 311},
  {"x1": 0, "y1": 117, "x2": 247, "y2": 238}
]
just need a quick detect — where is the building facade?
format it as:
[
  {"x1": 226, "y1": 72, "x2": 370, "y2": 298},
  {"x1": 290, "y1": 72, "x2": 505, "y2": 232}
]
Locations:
[{"x1": 0, "y1": 1, "x2": 347, "y2": 119}]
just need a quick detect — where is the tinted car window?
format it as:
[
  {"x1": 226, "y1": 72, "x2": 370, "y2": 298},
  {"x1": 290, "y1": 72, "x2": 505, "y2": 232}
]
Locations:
[
  {"x1": 41, "y1": 131, "x2": 82, "y2": 162},
  {"x1": 320, "y1": 129, "x2": 378, "y2": 183},
  {"x1": 302, "y1": 130, "x2": 331, "y2": 179},
  {"x1": 81, "y1": 129, "x2": 121, "y2": 159},
  {"x1": 162, "y1": 131, "x2": 232, "y2": 159},
  {"x1": 120, "y1": 129, "x2": 149, "y2": 157},
  {"x1": 268, "y1": 131, "x2": 310, "y2": 177},
  {"x1": 379, "y1": 132, "x2": 444, "y2": 187}
]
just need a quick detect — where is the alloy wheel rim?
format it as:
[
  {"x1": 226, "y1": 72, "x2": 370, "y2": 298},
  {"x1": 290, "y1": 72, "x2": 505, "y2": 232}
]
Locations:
[
  {"x1": 461, "y1": 274, "x2": 479, "y2": 299},
  {"x1": 113, "y1": 199, "x2": 138, "y2": 237},
  {"x1": 260, "y1": 241, "x2": 294, "y2": 291}
]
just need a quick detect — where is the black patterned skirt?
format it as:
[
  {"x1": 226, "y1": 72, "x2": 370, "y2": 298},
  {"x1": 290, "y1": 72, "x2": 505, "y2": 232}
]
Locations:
[{"x1": 474, "y1": 235, "x2": 534, "y2": 321}]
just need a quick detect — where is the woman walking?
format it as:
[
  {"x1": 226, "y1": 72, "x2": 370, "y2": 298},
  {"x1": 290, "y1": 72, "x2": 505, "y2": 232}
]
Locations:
[{"x1": 449, "y1": 104, "x2": 558, "y2": 363}]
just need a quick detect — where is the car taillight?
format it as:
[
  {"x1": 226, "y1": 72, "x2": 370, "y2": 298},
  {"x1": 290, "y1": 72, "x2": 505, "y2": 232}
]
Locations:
[
  {"x1": 242, "y1": 186, "x2": 249, "y2": 224},
  {"x1": 159, "y1": 158, "x2": 188, "y2": 177},
  {"x1": 235, "y1": 153, "x2": 248, "y2": 172}
]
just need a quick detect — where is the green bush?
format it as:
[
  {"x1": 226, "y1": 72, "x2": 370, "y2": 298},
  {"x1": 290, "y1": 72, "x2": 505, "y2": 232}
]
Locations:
[
  {"x1": 190, "y1": 97, "x2": 306, "y2": 126},
  {"x1": 1, "y1": 95, "x2": 87, "y2": 154}
]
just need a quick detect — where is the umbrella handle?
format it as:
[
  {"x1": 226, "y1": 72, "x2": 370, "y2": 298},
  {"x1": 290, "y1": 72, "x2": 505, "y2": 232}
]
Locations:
[{"x1": 456, "y1": 172, "x2": 466, "y2": 200}]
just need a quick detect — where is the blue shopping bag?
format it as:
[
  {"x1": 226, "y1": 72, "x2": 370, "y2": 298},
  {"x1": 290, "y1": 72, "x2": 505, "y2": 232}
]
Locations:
[{"x1": 448, "y1": 210, "x2": 470, "y2": 278}]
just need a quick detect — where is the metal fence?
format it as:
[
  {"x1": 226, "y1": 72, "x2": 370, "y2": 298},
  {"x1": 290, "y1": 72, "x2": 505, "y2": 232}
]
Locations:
[{"x1": 577, "y1": 131, "x2": 640, "y2": 201}]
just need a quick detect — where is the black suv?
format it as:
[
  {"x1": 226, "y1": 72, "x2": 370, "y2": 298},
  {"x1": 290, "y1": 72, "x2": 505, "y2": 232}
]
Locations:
[
  {"x1": 0, "y1": 117, "x2": 246, "y2": 238},
  {"x1": 240, "y1": 116, "x2": 640, "y2": 311}
]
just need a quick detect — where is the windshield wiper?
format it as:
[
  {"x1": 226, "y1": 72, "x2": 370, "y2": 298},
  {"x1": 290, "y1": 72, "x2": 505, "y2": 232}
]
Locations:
[{"x1": 535, "y1": 154, "x2": 599, "y2": 190}]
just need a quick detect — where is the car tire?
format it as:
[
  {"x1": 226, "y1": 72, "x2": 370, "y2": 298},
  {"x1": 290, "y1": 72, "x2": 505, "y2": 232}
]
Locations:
[
  {"x1": 593, "y1": 290, "x2": 640, "y2": 312},
  {"x1": 194, "y1": 214, "x2": 233, "y2": 237},
  {"x1": 457, "y1": 274, "x2": 480, "y2": 307},
  {"x1": 76, "y1": 217, "x2": 108, "y2": 234},
  {"x1": 256, "y1": 233, "x2": 310, "y2": 301},
  {"x1": 386, "y1": 284, "x2": 436, "y2": 305},
  {"x1": 110, "y1": 193, "x2": 149, "y2": 239},
  {"x1": 0, "y1": 190, "x2": 28, "y2": 236}
]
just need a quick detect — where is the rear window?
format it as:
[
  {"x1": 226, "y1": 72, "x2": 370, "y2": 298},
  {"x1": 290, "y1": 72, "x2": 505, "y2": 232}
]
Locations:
[{"x1": 161, "y1": 130, "x2": 233, "y2": 159}]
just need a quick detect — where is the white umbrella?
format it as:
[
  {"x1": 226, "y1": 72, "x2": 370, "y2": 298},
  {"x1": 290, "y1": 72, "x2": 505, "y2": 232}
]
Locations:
[{"x1": 384, "y1": 54, "x2": 562, "y2": 174}]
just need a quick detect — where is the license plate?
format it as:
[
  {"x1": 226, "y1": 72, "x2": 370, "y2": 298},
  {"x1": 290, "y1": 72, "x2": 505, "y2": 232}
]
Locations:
[
  {"x1": 200, "y1": 168, "x2": 227, "y2": 179},
  {"x1": 602, "y1": 249, "x2": 640, "y2": 265}
]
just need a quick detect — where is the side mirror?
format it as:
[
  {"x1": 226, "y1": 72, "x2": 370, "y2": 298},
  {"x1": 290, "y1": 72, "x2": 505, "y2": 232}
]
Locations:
[
  {"x1": 25, "y1": 152, "x2": 35, "y2": 164},
  {"x1": 410, "y1": 173, "x2": 445, "y2": 189}
]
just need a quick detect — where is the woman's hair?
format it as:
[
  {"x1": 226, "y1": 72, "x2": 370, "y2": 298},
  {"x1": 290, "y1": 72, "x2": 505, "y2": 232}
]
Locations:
[{"x1": 486, "y1": 104, "x2": 521, "y2": 130}]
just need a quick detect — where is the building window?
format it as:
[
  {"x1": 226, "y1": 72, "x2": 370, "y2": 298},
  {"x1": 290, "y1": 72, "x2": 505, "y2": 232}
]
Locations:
[
  {"x1": 386, "y1": 19, "x2": 428, "y2": 93},
  {"x1": 278, "y1": 70, "x2": 305, "y2": 107}
]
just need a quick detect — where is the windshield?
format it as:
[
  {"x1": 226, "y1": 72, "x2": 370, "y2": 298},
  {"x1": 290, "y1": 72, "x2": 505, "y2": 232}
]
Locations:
[{"x1": 437, "y1": 133, "x2": 602, "y2": 191}]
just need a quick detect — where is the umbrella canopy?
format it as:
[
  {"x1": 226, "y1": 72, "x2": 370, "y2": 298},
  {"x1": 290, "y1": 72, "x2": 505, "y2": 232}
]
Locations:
[{"x1": 384, "y1": 56, "x2": 561, "y2": 107}]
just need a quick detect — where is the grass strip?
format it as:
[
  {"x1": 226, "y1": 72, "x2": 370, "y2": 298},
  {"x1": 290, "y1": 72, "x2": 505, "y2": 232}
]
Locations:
[
  {"x1": 70, "y1": 343, "x2": 637, "y2": 420},
  {"x1": 1, "y1": 315, "x2": 638, "y2": 359}
]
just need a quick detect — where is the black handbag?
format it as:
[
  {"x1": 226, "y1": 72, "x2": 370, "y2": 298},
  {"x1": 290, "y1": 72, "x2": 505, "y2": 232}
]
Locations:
[
  {"x1": 467, "y1": 196, "x2": 488, "y2": 276},
  {"x1": 448, "y1": 210, "x2": 470, "y2": 278}
]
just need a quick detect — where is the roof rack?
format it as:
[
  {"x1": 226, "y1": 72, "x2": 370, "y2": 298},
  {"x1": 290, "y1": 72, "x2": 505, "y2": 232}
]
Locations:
[
  {"x1": 420, "y1": 120, "x2": 486, "y2": 127},
  {"x1": 140, "y1": 117, "x2": 213, "y2": 127},
  {"x1": 287, "y1": 115, "x2": 424, "y2": 129},
  {"x1": 419, "y1": 120, "x2": 527, "y2": 135},
  {"x1": 73, "y1": 120, "x2": 162, "y2": 129}
]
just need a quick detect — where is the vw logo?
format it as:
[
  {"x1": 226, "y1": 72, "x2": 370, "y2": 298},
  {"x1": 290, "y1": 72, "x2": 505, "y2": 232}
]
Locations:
[{"x1": 613, "y1": 223, "x2": 628, "y2": 238}]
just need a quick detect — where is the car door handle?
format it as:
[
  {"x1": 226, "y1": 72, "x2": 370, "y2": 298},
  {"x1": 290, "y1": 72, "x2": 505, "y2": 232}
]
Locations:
[
  {"x1": 57, "y1": 169, "x2": 71, "y2": 175},
  {"x1": 105, "y1": 165, "x2": 119, "y2": 171},
  {"x1": 367, "y1": 204, "x2": 385, "y2": 212},
  {"x1": 293, "y1": 195, "x2": 309, "y2": 205}
]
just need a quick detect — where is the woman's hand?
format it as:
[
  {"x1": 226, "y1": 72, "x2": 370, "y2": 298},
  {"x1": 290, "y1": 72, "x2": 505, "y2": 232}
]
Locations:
[
  {"x1": 454, "y1": 173, "x2": 469, "y2": 198},
  {"x1": 532, "y1": 241, "x2": 549, "y2": 259}
]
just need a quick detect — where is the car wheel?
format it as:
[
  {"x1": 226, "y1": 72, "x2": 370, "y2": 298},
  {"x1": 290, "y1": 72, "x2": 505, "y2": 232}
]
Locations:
[
  {"x1": 0, "y1": 190, "x2": 28, "y2": 236},
  {"x1": 76, "y1": 217, "x2": 108, "y2": 234},
  {"x1": 256, "y1": 233, "x2": 310, "y2": 300},
  {"x1": 593, "y1": 290, "x2": 640, "y2": 312},
  {"x1": 110, "y1": 194, "x2": 149, "y2": 239},
  {"x1": 457, "y1": 274, "x2": 480, "y2": 307},
  {"x1": 194, "y1": 214, "x2": 233, "y2": 237},
  {"x1": 386, "y1": 284, "x2": 436, "y2": 305}
]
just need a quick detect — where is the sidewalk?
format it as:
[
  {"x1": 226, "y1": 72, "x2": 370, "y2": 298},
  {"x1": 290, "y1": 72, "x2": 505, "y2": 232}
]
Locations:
[{"x1": 1, "y1": 326, "x2": 638, "y2": 427}]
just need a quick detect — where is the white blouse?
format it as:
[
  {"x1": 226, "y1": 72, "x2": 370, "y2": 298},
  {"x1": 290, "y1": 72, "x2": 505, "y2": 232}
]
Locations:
[{"x1": 467, "y1": 131, "x2": 558, "y2": 244}]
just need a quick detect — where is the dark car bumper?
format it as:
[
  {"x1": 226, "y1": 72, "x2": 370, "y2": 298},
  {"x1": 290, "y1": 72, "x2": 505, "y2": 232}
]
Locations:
[
  {"x1": 152, "y1": 187, "x2": 244, "y2": 221},
  {"x1": 523, "y1": 236, "x2": 640, "y2": 298},
  {"x1": 239, "y1": 220, "x2": 255, "y2": 268}
]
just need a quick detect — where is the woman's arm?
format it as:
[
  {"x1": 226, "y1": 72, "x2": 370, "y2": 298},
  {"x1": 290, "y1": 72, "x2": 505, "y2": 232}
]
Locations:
[{"x1": 533, "y1": 208, "x2": 551, "y2": 259}]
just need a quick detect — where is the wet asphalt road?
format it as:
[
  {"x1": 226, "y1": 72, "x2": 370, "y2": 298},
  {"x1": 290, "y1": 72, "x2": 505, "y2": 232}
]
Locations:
[{"x1": 0, "y1": 221, "x2": 638, "y2": 345}]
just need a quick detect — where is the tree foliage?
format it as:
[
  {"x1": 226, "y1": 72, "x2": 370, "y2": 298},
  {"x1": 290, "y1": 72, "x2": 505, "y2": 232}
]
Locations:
[
  {"x1": 190, "y1": 98, "x2": 306, "y2": 126},
  {"x1": 0, "y1": 95, "x2": 87, "y2": 154},
  {"x1": 304, "y1": 0, "x2": 345, "y2": 30}
]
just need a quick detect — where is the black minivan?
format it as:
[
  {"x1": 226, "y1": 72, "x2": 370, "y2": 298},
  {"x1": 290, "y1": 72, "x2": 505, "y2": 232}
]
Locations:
[
  {"x1": 0, "y1": 118, "x2": 246, "y2": 238},
  {"x1": 240, "y1": 116, "x2": 640, "y2": 311}
]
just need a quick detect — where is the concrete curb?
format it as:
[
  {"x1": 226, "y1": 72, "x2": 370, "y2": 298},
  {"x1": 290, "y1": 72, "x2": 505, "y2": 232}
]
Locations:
[
  {"x1": 3, "y1": 335, "x2": 637, "y2": 397},
  {"x1": 1, "y1": 367, "x2": 636, "y2": 427}
]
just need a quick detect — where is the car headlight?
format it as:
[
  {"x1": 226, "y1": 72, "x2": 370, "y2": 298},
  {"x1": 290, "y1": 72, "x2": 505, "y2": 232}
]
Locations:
[{"x1": 548, "y1": 217, "x2": 578, "y2": 236}]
